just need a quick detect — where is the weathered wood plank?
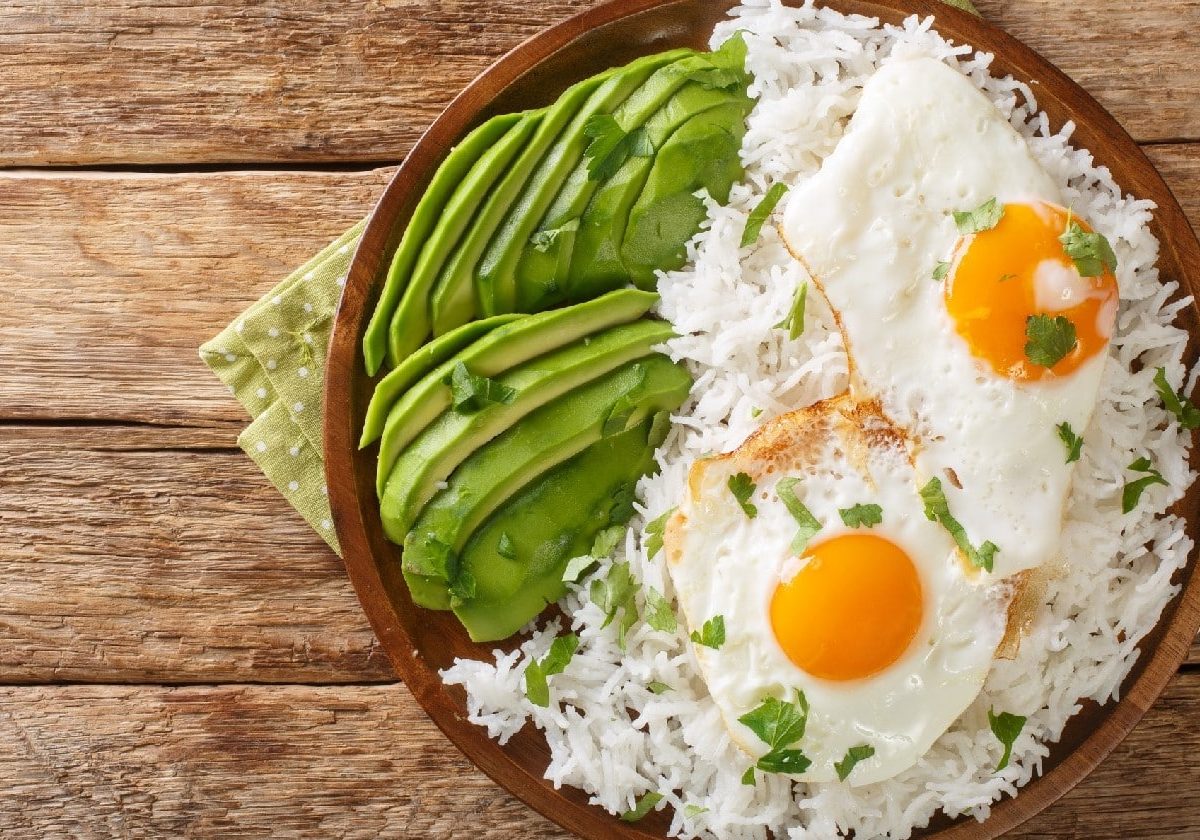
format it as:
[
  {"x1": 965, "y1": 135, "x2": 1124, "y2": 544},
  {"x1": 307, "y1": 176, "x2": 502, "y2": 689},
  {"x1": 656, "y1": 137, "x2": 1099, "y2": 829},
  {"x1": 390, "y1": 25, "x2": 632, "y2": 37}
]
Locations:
[
  {"x1": 0, "y1": 677, "x2": 1196, "y2": 838},
  {"x1": 0, "y1": 0, "x2": 1195, "y2": 168},
  {"x1": 0, "y1": 424, "x2": 392, "y2": 684}
]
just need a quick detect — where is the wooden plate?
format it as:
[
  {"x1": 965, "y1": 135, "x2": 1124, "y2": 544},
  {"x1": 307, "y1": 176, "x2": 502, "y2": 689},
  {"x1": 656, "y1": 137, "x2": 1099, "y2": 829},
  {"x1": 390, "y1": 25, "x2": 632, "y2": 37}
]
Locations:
[{"x1": 324, "y1": 1, "x2": 1200, "y2": 837}]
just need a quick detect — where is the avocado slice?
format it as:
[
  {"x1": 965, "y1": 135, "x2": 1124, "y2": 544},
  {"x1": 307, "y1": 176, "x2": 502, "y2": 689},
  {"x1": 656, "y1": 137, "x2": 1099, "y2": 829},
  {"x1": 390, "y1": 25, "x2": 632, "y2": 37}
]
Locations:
[
  {"x1": 622, "y1": 99, "x2": 751, "y2": 286},
  {"x1": 384, "y1": 110, "x2": 544, "y2": 367},
  {"x1": 378, "y1": 317, "x2": 675, "y2": 542},
  {"x1": 374, "y1": 288, "x2": 657, "y2": 494},
  {"x1": 474, "y1": 48, "x2": 692, "y2": 317},
  {"x1": 427, "y1": 70, "x2": 618, "y2": 337},
  {"x1": 450, "y1": 416, "x2": 668, "y2": 641},
  {"x1": 360, "y1": 313, "x2": 522, "y2": 447},
  {"x1": 360, "y1": 112, "x2": 521, "y2": 376},
  {"x1": 401, "y1": 354, "x2": 691, "y2": 605}
]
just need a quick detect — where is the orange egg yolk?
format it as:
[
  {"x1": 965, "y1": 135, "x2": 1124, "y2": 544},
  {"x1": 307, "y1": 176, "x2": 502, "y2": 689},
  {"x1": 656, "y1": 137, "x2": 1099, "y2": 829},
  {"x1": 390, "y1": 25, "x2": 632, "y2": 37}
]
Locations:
[
  {"x1": 944, "y1": 201, "x2": 1118, "y2": 381},
  {"x1": 770, "y1": 533, "x2": 923, "y2": 682}
]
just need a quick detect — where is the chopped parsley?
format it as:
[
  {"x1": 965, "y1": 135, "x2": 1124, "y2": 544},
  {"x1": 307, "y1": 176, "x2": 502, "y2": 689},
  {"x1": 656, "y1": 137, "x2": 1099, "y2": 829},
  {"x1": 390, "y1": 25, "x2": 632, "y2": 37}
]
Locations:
[
  {"x1": 523, "y1": 633, "x2": 579, "y2": 708},
  {"x1": 561, "y1": 525, "x2": 625, "y2": 583},
  {"x1": 591, "y1": 561, "x2": 640, "y2": 649},
  {"x1": 920, "y1": 477, "x2": 999, "y2": 572},
  {"x1": 751, "y1": 406, "x2": 764, "y2": 418},
  {"x1": 741, "y1": 766, "x2": 756, "y2": 786},
  {"x1": 953, "y1": 196, "x2": 1004, "y2": 234},
  {"x1": 643, "y1": 586, "x2": 678, "y2": 634},
  {"x1": 529, "y1": 218, "x2": 579, "y2": 252},
  {"x1": 1122, "y1": 456, "x2": 1169, "y2": 513},
  {"x1": 741, "y1": 182, "x2": 789, "y2": 247},
  {"x1": 774, "y1": 281, "x2": 808, "y2": 340},
  {"x1": 1024, "y1": 314, "x2": 1077, "y2": 368},
  {"x1": 838, "y1": 503, "x2": 883, "y2": 528},
  {"x1": 776, "y1": 477, "x2": 822, "y2": 554},
  {"x1": 932, "y1": 261, "x2": 951, "y2": 281},
  {"x1": 728, "y1": 472, "x2": 758, "y2": 518},
  {"x1": 737, "y1": 692, "x2": 812, "y2": 777},
  {"x1": 988, "y1": 708, "x2": 1026, "y2": 772},
  {"x1": 644, "y1": 508, "x2": 674, "y2": 560},
  {"x1": 582, "y1": 114, "x2": 653, "y2": 181},
  {"x1": 689, "y1": 615, "x2": 726, "y2": 650},
  {"x1": 647, "y1": 681, "x2": 672, "y2": 695},
  {"x1": 619, "y1": 791, "x2": 663, "y2": 822},
  {"x1": 834, "y1": 744, "x2": 876, "y2": 782},
  {"x1": 684, "y1": 804, "x2": 708, "y2": 818},
  {"x1": 446, "y1": 361, "x2": 516, "y2": 412},
  {"x1": 497, "y1": 532, "x2": 517, "y2": 560},
  {"x1": 998, "y1": 272, "x2": 1017, "y2": 283},
  {"x1": 1059, "y1": 217, "x2": 1117, "y2": 277},
  {"x1": 1153, "y1": 367, "x2": 1200, "y2": 429},
  {"x1": 1056, "y1": 421, "x2": 1083, "y2": 464}
]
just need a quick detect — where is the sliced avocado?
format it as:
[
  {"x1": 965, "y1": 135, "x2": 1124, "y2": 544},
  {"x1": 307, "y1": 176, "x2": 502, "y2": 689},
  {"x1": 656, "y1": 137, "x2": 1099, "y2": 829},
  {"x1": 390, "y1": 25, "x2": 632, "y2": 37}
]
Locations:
[
  {"x1": 374, "y1": 288, "x2": 657, "y2": 494},
  {"x1": 427, "y1": 70, "x2": 618, "y2": 336},
  {"x1": 474, "y1": 48, "x2": 692, "y2": 317},
  {"x1": 401, "y1": 354, "x2": 691, "y2": 603},
  {"x1": 360, "y1": 313, "x2": 522, "y2": 447},
  {"x1": 378, "y1": 318, "x2": 675, "y2": 542},
  {"x1": 361, "y1": 112, "x2": 521, "y2": 376},
  {"x1": 450, "y1": 416, "x2": 667, "y2": 641},
  {"x1": 384, "y1": 110, "x2": 544, "y2": 367},
  {"x1": 622, "y1": 99, "x2": 751, "y2": 286}
]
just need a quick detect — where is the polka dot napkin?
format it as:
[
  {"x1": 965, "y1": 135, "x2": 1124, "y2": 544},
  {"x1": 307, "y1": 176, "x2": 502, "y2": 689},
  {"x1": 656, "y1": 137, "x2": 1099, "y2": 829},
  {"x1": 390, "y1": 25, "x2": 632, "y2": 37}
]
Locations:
[{"x1": 199, "y1": 220, "x2": 365, "y2": 555}]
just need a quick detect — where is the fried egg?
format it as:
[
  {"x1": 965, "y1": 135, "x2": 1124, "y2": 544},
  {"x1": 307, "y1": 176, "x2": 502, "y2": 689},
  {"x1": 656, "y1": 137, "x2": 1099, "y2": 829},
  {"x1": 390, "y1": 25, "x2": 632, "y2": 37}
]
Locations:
[
  {"x1": 664, "y1": 397, "x2": 1013, "y2": 785},
  {"x1": 780, "y1": 57, "x2": 1118, "y2": 580}
]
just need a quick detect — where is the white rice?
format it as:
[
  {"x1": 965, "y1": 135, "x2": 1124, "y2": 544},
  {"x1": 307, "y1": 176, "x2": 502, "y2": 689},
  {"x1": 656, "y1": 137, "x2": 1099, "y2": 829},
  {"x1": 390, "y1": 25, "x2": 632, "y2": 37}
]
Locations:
[{"x1": 441, "y1": 2, "x2": 1197, "y2": 837}]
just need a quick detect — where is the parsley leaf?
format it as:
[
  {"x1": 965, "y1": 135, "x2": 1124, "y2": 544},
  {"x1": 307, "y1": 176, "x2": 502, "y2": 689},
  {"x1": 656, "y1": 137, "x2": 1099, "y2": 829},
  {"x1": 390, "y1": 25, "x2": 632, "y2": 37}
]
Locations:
[
  {"x1": 619, "y1": 791, "x2": 663, "y2": 822},
  {"x1": 834, "y1": 744, "x2": 876, "y2": 782},
  {"x1": 838, "y1": 503, "x2": 883, "y2": 528},
  {"x1": 1024, "y1": 314, "x2": 1077, "y2": 368},
  {"x1": 1154, "y1": 367, "x2": 1200, "y2": 429},
  {"x1": 741, "y1": 182, "x2": 789, "y2": 247},
  {"x1": 643, "y1": 587, "x2": 678, "y2": 633},
  {"x1": 529, "y1": 218, "x2": 579, "y2": 252},
  {"x1": 776, "y1": 477, "x2": 821, "y2": 554},
  {"x1": 751, "y1": 406, "x2": 763, "y2": 418},
  {"x1": 647, "y1": 680, "x2": 672, "y2": 695},
  {"x1": 757, "y1": 748, "x2": 812, "y2": 774},
  {"x1": 737, "y1": 692, "x2": 812, "y2": 776},
  {"x1": 582, "y1": 114, "x2": 653, "y2": 181},
  {"x1": 741, "y1": 766, "x2": 756, "y2": 786},
  {"x1": 523, "y1": 633, "x2": 579, "y2": 708},
  {"x1": 684, "y1": 804, "x2": 708, "y2": 818},
  {"x1": 1122, "y1": 456, "x2": 1169, "y2": 513},
  {"x1": 562, "y1": 525, "x2": 626, "y2": 583},
  {"x1": 1056, "y1": 421, "x2": 1083, "y2": 464},
  {"x1": 644, "y1": 508, "x2": 674, "y2": 560},
  {"x1": 497, "y1": 532, "x2": 517, "y2": 560},
  {"x1": 988, "y1": 708, "x2": 1026, "y2": 772},
  {"x1": 932, "y1": 261, "x2": 950, "y2": 281},
  {"x1": 590, "y1": 561, "x2": 640, "y2": 649},
  {"x1": 953, "y1": 197, "x2": 1004, "y2": 234},
  {"x1": 774, "y1": 281, "x2": 807, "y2": 340},
  {"x1": 446, "y1": 361, "x2": 516, "y2": 412},
  {"x1": 689, "y1": 615, "x2": 725, "y2": 649},
  {"x1": 1059, "y1": 219, "x2": 1117, "y2": 277},
  {"x1": 920, "y1": 477, "x2": 999, "y2": 572},
  {"x1": 728, "y1": 472, "x2": 758, "y2": 518}
]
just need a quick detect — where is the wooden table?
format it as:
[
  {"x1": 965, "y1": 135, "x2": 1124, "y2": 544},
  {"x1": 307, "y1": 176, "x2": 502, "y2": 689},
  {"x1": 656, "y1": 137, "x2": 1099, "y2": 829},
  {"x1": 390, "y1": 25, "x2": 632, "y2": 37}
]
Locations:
[{"x1": 1, "y1": 1, "x2": 1198, "y2": 836}]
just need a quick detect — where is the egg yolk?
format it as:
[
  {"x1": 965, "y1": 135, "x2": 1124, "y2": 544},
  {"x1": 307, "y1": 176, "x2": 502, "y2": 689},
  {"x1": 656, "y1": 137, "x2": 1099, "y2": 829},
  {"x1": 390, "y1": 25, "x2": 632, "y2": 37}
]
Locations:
[
  {"x1": 770, "y1": 533, "x2": 922, "y2": 682},
  {"x1": 944, "y1": 201, "x2": 1118, "y2": 381}
]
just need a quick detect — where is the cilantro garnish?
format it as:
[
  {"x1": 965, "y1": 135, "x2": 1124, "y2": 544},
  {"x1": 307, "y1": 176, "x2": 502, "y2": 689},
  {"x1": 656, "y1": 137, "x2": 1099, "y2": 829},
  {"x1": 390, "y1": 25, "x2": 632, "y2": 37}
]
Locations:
[
  {"x1": 728, "y1": 472, "x2": 758, "y2": 518},
  {"x1": 838, "y1": 503, "x2": 883, "y2": 528},
  {"x1": 562, "y1": 525, "x2": 626, "y2": 583},
  {"x1": 1059, "y1": 218, "x2": 1117, "y2": 277},
  {"x1": 932, "y1": 261, "x2": 951, "y2": 281},
  {"x1": 529, "y1": 218, "x2": 579, "y2": 253},
  {"x1": 774, "y1": 281, "x2": 807, "y2": 340},
  {"x1": 776, "y1": 477, "x2": 821, "y2": 554},
  {"x1": 919, "y1": 477, "x2": 999, "y2": 572},
  {"x1": 741, "y1": 766, "x2": 756, "y2": 786},
  {"x1": 737, "y1": 692, "x2": 812, "y2": 777},
  {"x1": 689, "y1": 615, "x2": 726, "y2": 650},
  {"x1": 1024, "y1": 314, "x2": 1077, "y2": 368},
  {"x1": 523, "y1": 633, "x2": 579, "y2": 708},
  {"x1": 644, "y1": 508, "x2": 675, "y2": 560},
  {"x1": 998, "y1": 272, "x2": 1017, "y2": 283},
  {"x1": 1122, "y1": 456, "x2": 1169, "y2": 513},
  {"x1": 1056, "y1": 421, "x2": 1083, "y2": 464},
  {"x1": 590, "y1": 561, "x2": 640, "y2": 649},
  {"x1": 619, "y1": 791, "x2": 663, "y2": 822},
  {"x1": 446, "y1": 361, "x2": 516, "y2": 412},
  {"x1": 751, "y1": 406, "x2": 763, "y2": 418},
  {"x1": 647, "y1": 681, "x2": 672, "y2": 695},
  {"x1": 1153, "y1": 367, "x2": 1200, "y2": 429},
  {"x1": 684, "y1": 804, "x2": 708, "y2": 818},
  {"x1": 741, "y1": 182, "x2": 789, "y2": 247},
  {"x1": 643, "y1": 586, "x2": 678, "y2": 634},
  {"x1": 497, "y1": 532, "x2": 517, "y2": 559},
  {"x1": 988, "y1": 708, "x2": 1026, "y2": 772},
  {"x1": 953, "y1": 197, "x2": 1004, "y2": 234},
  {"x1": 834, "y1": 744, "x2": 876, "y2": 782},
  {"x1": 582, "y1": 114, "x2": 653, "y2": 181}
]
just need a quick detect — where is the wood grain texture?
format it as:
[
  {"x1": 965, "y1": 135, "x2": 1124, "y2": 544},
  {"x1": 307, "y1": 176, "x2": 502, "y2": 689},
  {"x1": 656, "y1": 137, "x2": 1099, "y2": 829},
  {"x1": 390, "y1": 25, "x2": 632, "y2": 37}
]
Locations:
[
  {"x1": 0, "y1": 0, "x2": 1194, "y2": 168},
  {"x1": 0, "y1": 677, "x2": 1196, "y2": 840}
]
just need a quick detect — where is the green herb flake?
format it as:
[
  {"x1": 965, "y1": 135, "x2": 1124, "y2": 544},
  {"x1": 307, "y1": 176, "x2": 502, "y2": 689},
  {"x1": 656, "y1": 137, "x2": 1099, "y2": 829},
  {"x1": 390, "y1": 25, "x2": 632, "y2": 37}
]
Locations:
[
  {"x1": 1122, "y1": 456, "x2": 1169, "y2": 513},
  {"x1": 530, "y1": 218, "x2": 579, "y2": 253},
  {"x1": 647, "y1": 681, "x2": 672, "y2": 695},
  {"x1": 920, "y1": 477, "x2": 999, "y2": 572},
  {"x1": 834, "y1": 744, "x2": 876, "y2": 782},
  {"x1": 953, "y1": 196, "x2": 1004, "y2": 235},
  {"x1": 446, "y1": 361, "x2": 517, "y2": 412},
  {"x1": 741, "y1": 182, "x2": 789, "y2": 247},
  {"x1": 838, "y1": 503, "x2": 883, "y2": 528},
  {"x1": 583, "y1": 114, "x2": 654, "y2": 181},
  {"x1": 644, "y1": 586, "x2": 678, "y2": 634},
  {"x1": 751, "y1": 406, "x2": 763, "y2": 418},
  {"x1": 561, "y1": 554, "x2": 597, "y2": 584},
  {"x1": 497, "y1": 532, "x2": 517, "y2": 560},
  {"x1": 1059, "y1": 219, "x2": 1117, "y2": 277},
  {"x1": 988, "y1": 708, "x2": 1026, "y2": 772},
  {"x1": 591, "y1": 561, "x2": 640, "y2": 650},
  {"x1": 728, "y1": 472, "x2": 758, "y2": 518},
  {"x1": 645, "y1": 508, "x2": 675, "y2": 560},
  {"x1": 998, "y1": 272, "x2": 1017, "y2": 283},
  {"x1": 447, "y1": 568, "x2": 476, "y2": 607},
  {"x1": 932, "y1": 261, "x2": 951, "y2": 281},
  {"x1": 774, "y1": 281, "x2": 808, "y2": 340},
  {"x1": 619, "y1": 791, "x2": 663, "y2": 823},
  {"x1": 684, "y1": 804, "x2": 708, "y2": 818},
  {"x1": 756, "y1": 748, "x2": 812, "y2": 775},
  {"x1": 523, "y1": 633, "x2": 579, "y2": 708},
  {"x1": 737, "y1": 692, "x2": 812, "y2": 776},
  {"x1": 1024, "y1": 314, "x2": 1077, "y2": 368},
  {"x1": 689, "y1": 615, "x2": 726, "y2": 650},
  {"x1": 1056, "y1": 421, "x2": 1083, "y2": 464},
  {"x1": 741, "y1": 766, "x2": 756, "y2": 786},
  {"x1": 777, "y1": 477, "x2": 822, "y2": 554},
  {"x1": 1153, "y1": 367, "x2": 1200, "y2": 429}
]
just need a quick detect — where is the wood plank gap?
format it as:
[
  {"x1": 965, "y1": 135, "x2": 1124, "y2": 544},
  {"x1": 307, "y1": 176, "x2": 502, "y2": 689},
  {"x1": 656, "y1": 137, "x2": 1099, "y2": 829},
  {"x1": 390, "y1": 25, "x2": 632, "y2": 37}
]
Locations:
[{"x1": 0, "y1": 161, "x2": 403, "y2": 176}]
